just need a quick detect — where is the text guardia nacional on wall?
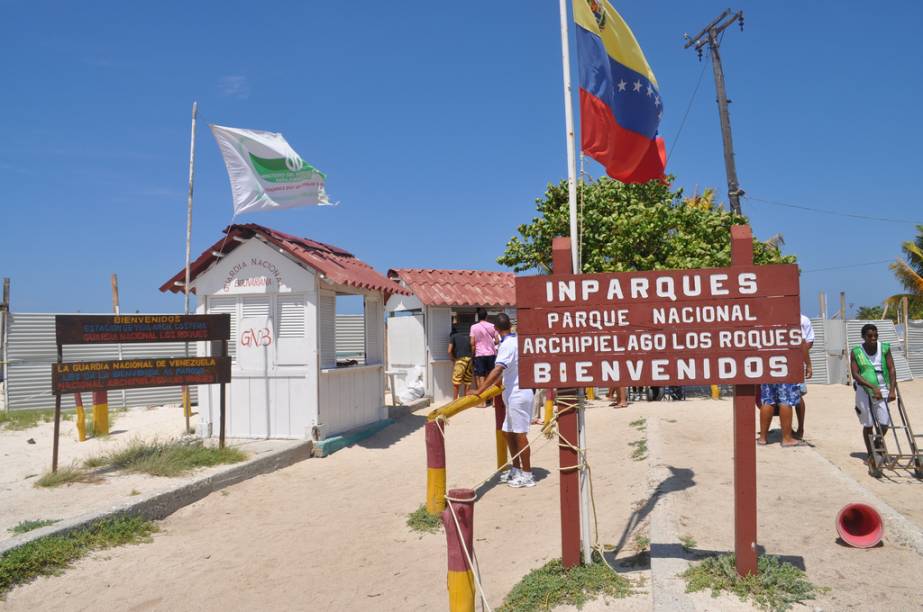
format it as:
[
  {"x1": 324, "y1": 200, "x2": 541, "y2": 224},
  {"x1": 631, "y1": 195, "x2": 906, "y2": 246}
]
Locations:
[{"x1": 515, "y1": 265, "x2": 803, "y2": 388}]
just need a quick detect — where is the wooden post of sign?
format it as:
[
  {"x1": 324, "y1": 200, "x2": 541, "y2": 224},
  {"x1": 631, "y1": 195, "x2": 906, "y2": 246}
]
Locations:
[
  {"x1": 552, "y1": 236, "x2": 582, "y2": 568},
  {"x1": 51, "y1": 343, "x2": 63, "y2": 472},
  {"x1": 219, "y1": 338, "x2": 227, "y2": 449},
  {"x1": 730, "y1": 225, "x2": 758, "y2": 576}
]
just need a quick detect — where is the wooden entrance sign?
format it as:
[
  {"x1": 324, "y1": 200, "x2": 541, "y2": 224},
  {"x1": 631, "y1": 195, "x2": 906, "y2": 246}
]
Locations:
[
  {"x1": 50, "y1": 314, "x2": 231, "y2": 471},
  {"x1": 516, "y1": 225, "x2": 801, "y2": 576}
]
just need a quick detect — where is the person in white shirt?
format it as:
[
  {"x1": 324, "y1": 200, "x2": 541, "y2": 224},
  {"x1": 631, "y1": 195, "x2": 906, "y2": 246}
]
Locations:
[
  {"x1": 794, "y1": 315, "x2": 815, "y2": 439},
  {"x1": 470, "y1": 313, "x2": 536, "y2": 488}
]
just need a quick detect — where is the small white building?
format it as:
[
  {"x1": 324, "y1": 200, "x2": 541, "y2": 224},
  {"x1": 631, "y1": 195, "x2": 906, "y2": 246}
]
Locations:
[
  {"x1": 161, "y1": 224, "x2": 408, "y2": 441},
  {"x1": 385, "y1": 269, "x2": 515, "y2": 404}
]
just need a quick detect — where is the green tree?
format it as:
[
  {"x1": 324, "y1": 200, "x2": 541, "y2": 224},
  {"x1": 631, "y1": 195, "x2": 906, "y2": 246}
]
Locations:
[
  {"x1": 498, "y1": 178, "x2": 796, "y2": 273},
  {"x1": 855, "y1": 305, "x2": 887, "y2": 320},
  {"x1": 886, "y1": 224, "x2": 923, "y2": 319}
]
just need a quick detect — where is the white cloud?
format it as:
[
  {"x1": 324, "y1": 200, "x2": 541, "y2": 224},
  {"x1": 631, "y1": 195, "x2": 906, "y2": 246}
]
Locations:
[{"x1": 218, "y1": 75, "x2": 250, "y2": 99}]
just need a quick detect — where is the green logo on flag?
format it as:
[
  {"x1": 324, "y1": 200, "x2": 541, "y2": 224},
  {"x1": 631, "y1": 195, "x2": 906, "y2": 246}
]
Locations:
[{"x1": 248, "y1": 153, "x2": 327, "y2": 183}]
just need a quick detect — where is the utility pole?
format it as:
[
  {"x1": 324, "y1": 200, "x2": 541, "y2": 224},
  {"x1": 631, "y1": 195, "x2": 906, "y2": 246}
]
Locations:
[{"x1": 685, "y1": 9, "x2": 745, "y2": 215}]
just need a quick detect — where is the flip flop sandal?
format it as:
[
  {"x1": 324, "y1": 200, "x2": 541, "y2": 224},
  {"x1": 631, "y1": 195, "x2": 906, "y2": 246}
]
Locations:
[{"x1": 781, "y1": 440, "x2": 808, "y2": 447}]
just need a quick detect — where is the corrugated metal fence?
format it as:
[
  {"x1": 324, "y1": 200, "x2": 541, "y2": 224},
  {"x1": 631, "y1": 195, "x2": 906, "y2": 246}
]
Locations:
[
  {"x1": 906, "y1": 320, "x2": 923, "y2": 378},
  {"x1": 2, "y1": 312, "x2": 367, "y2": 411},
  {"x1": 3, "y1": 312, "x2": 198, "y2": 411},
  {"x1": 335, "y1": 314, "x2": 365, "y2": 360}
]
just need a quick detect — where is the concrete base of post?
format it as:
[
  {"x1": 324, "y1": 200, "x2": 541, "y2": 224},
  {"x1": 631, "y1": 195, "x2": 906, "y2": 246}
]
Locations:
[{"x1": 443, "y1": 487, "x2": 476, "y2": 612}]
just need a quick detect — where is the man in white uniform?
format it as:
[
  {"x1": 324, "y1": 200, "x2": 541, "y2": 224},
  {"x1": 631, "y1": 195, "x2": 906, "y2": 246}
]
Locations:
[
  {"x1": 794, "y1": 314, "x2": 815, "y2": 439},
  {"x1": 470, "y1": 313, "x2": 536, "y2": 488}
]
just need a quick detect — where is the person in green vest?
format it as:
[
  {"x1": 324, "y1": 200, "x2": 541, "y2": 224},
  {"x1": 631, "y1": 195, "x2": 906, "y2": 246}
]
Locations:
[{"x1": 850, "y1": 323, "x2": 897, "y2": 475}]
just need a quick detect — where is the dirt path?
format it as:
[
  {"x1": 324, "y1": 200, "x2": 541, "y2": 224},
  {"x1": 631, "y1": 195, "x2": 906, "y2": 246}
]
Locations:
[
  {"x1": 2, "y1": 382, "x2": 921, "y2": 611},
  {"x1": 0, "y1": 403, "x2": 652, "y2": 611}
]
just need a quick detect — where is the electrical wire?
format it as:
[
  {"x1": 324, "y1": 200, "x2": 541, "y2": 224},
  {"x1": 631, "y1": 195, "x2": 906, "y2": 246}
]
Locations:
[
  {"x1": 745, "y1": 195, "x2": 922, "y2": 225},
  {"x1": 666, "y1": 50, "x2": 710, "y2": 164},
  {"x1": 801, "y1": 259, "x2": 895, "y2": 273}
]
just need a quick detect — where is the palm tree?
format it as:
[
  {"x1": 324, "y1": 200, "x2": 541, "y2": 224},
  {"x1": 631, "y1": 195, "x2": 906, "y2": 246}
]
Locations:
[{"x1": 886, "y1": 224, "x2": 923, "y2": 318}]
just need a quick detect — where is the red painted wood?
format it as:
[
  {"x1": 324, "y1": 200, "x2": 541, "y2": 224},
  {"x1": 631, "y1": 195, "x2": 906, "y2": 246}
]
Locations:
[
  {"x1": 426, "y1": 420, "x2": 445, "y2": 469},
  {"x1": 515, "y1": 264, "x2": 798, "y2": 308},
  {"x1": 731, "y1": 225, "x2": 759, "y2": 577},
  {"x1": 442, "y1": 488, "x2": 475, "y2": 573},
  {"x1": 553, "y1": 237, "x2": 582, "y2": 569},
  {"x1": 516, "y1": 296, "x2": 800, "y2": 333},
  {"x1": 518, "y1": 323, "x2": 803, "y2": 350},
  {"x1": 519, "y1": 348, "x2": 803, "y2": 388}
]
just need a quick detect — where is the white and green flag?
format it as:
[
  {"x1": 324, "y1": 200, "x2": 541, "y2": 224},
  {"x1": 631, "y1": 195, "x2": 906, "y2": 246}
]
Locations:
[{"x1": 210, "y1": 124, "x2": 330, "y2": 214}]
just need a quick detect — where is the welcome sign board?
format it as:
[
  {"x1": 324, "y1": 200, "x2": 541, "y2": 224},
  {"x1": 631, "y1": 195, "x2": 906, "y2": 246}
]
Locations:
[{"x1": 515, "y1": 265, "x2": 803, "y2": 388}]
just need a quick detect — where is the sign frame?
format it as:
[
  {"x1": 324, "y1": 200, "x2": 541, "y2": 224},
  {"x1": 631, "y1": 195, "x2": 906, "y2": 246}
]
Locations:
[{"x1": 50, "y1": 313, "x2": 231, "y2": 472}]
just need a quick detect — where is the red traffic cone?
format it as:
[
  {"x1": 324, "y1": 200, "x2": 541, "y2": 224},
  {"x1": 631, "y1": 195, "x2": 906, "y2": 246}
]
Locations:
[{"x1": 836, "y1": 503, "x2": 883, "y2": 548}]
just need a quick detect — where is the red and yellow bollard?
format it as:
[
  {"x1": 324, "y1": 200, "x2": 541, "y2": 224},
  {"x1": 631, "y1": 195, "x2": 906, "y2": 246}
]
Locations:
[
  {"x1": 425, "y1": 386, "x2": 503, "y2": 516},
  {"x1": 92, "y1": 390, "x2": 109, "y2": 437},
  {"x1": 493, "y1": 394, "x2": 507, "y2": 470},
  {"x1": 74, "y1": 393, "x2": 87, "y2": 442},
  {"x1": 443, "y1": 488, "x2": 476, "y2": 612},
  {"x1": 426, "y1": 419, "x2": 447, "y2": 515}
]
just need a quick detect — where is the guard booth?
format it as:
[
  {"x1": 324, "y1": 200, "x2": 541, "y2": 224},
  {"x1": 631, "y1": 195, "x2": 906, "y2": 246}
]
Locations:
[
  {"x1": 385, "y1": 269, "x2": 515, "y2": 404},
  {"x1": 161, "y1": 223, "x2": 408, "y2": 441}
]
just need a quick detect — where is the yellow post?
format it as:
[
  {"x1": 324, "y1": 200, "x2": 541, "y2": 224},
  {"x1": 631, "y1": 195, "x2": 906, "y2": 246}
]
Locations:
[
  {"x1": 586, "y1": 387, "x2": 595, "y2": 400},
  {"x1": 74, "y1": 393, "x2": 86, "y2": 442},
  {"x1": 711, "y1": 385, "x2": 721, "y2": 400},
  {"x1": 92, "y1": 391, "x2": 109, "y2": 436},
  {"x1": 182, "y1": 385, "x2": 192, "y2": 417}
]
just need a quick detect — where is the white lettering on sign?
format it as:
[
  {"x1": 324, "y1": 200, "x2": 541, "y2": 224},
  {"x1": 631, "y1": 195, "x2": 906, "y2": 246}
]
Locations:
[
  {"x1": 520, "y1": 265, "x2": 802, "y2": 387},
  {"x1": 542, "y1": 271, "x2": 769, "y2": 306}
]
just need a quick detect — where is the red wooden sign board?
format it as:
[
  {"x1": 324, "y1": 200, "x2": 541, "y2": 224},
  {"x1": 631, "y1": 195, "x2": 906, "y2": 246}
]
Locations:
[
  {"x1": 532, "y1": 226, "x2": 779, "y2": 577},
  {"x1": 516, "y1": 262, "x2": 803, "y2": 388}
]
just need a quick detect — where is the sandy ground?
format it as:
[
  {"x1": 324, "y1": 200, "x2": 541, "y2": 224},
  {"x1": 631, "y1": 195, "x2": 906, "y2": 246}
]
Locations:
[
  {"x1": 0, "y1": 402, "x2": 654, "y2": 611},
  {"x1": 0, "y1": 406, "x2": 293, "y2": 541},
  {"x1": 2, "y1": 382, "x2": 922, "y2": 611},
  {"x1": 652, "y1": 381, "x2": 923, "y2": 611}
]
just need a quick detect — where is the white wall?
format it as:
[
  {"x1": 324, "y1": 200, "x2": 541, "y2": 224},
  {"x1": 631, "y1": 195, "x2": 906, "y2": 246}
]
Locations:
[
  {"x1": 426, "y1": 306, "x2": 453, "y2": 403},
  {"x1": 194, "y1": 238, "x2": 318, "y2": 439}
]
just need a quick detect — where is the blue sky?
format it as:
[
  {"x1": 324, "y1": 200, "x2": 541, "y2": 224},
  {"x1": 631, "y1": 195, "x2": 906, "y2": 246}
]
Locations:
[{"x1": 2, "y1": 1, "x2": 921, "y2": 316}]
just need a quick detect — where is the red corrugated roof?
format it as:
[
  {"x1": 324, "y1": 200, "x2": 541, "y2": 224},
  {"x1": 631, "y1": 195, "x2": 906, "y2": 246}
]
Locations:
[
  {"x1": 160, "y1": 224, "x2": 409, "y2": 297},
  {"x1": 388, "y1": 269, "x2": 515, "y2": 307}
]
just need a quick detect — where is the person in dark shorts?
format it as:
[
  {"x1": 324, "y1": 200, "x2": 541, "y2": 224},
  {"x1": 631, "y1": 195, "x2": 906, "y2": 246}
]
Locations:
[
  {"x1": 448, "y1": 326, "x2": 473, "y2": 399},
  {"x1": 758, "y1": 383, "x2": 805, "y2": 447},
  {"x1": 469, "y1": 308, "x2": 499, "y2": 405}
]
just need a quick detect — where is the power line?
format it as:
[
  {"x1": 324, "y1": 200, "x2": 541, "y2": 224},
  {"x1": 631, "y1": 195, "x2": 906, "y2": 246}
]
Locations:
[
  {"x1": 666, "y1": 50, "x2": 709, "y2": 164},
  {"x1": 801, "y1": 259, "x2": 894, "y2": 273},
  {"x1": 745, "y1": 195, "x2": 923, "y2": 225}
]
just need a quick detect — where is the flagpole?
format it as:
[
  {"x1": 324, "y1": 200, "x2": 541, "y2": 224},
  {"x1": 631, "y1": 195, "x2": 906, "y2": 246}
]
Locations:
[
  {"x1": 182, "y1": 101, "x2": 198, "y2": 434},
  {"x1": 558, "y1": 0, "x2": 579, "y2": 273},
  {"x1": 559, "y1": 0, "x2": 592, "y2": 567}
]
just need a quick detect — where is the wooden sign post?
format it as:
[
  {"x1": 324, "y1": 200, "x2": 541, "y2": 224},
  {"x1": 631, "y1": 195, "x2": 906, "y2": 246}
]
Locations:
[
  {"x1": 516, "y1": 225, "x2": 801, "y2": 576},
  {"x1": 553, "y1": 237, "x2": 582, "y2": 568},
  {"x1": 50, "y1": 314, "x2": 231, "y2": 471},
  {"x1": 730, "y1": 225, "x2": 758, "y2": 576}
]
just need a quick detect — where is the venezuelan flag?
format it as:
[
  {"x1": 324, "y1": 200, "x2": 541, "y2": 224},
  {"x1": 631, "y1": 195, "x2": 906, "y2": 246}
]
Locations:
[{"x1": 574, "y1": 0, "x2": 666, "y2": 183}]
